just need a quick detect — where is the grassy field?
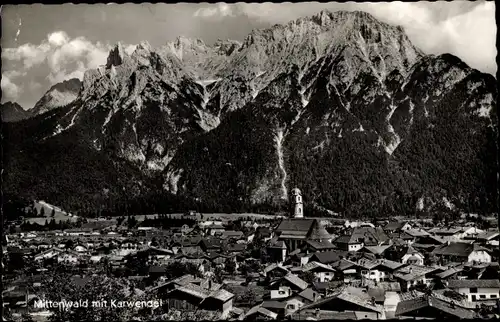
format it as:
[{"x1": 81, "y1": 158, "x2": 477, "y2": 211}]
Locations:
[{"x1": 25, "y1": 201, "x2": 78, "y2": 225}]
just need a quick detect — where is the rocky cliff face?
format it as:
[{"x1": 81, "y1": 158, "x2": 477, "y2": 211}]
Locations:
[{"x1": 3, "y1": 10, "x2": 497, "y2": 215}]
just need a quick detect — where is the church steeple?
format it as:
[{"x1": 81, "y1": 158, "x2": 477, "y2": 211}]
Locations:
[{"x1": 291, "y1": 188, "x2": 303, "y2": 218}]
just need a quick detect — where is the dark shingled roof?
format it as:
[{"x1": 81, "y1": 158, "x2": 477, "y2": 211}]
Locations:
[
  {"x1": 395, "y1": 295, "x2": 428, "y2": 316},
  {"x1": 310, "y1": 250, "x2": 346, "y2": 264},
  {"x1": 292, "y1": 310, "x2": 357, "y2": 320},
  {"x1": 262, "y1": 300, "x2": 287, "y2": 310},
  {"x1": 447, "y1": 279, "x2": 500, "y2": 289},
  {"x1": 305, "y1": 240, "x2": 336, "y2": 251},
  {"x1": 298, "y1": 287, "x2": 321, "y2": 302},
  {"x1": 428, "y1": 297, "x2": 477, "y2": 319},
  {"x1": 384, "y1": 221, "x2": 407, "y2": 231},
  {"x1": 276, "y1": 219, "x2": 315, "y2": 233},
  {"x1": 308, "y1": 220, "x2": 332, "y2": 241},
  {"x1": 432, "y1": 242, "x2": 490, "y2": 257},
  {"x1": 343, "y1": 227, "x2": 390, "y2": 245}
]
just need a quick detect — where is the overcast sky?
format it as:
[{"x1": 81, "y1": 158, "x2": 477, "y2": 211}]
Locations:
[{"x1": 1, "y1": 2, "x2": 496, "y2": 109}]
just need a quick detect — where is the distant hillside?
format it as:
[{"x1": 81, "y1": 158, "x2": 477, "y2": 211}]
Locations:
[{"x1": 1, "y1": 102, "x2": 31, "y2": 122}]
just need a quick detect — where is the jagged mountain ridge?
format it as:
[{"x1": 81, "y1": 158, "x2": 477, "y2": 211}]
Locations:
[{"x1": 3, "y1": 10, "x2": 497, "y2": 216}]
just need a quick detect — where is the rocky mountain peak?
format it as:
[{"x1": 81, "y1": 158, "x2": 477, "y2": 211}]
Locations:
[
  {"x1": 31, "y1": 78, "x2": 82, "y2": 116},
  {"x1": 213, "y1": 39, "x2": 242, "y2": 56},
  {"x1": 136, "y1": 40, "x2": 152, "y2": 52},
  {"x1": 106, "y1": 42, "x2": 128, "y2": 69}
]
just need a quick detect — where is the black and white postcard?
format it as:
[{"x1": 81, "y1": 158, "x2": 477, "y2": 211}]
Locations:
[{"x1": 1, "y1": 2, "x2": 498, "y2": 321}]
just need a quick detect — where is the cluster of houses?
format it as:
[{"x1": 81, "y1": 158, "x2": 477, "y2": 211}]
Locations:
[{"x1": 3, "y1": 201, "x2": 500, "y2": 320}]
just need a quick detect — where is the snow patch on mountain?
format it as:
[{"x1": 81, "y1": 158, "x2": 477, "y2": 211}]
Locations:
[
  {"x1": 164, "y1": 168, "x2": 184, "y2": 194},
  {"x1": 273, "y1": 128, "x2": 288, "y2": 201}
]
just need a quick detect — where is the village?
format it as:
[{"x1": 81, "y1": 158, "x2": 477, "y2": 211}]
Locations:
[{"x1": 3, "y1": 188, "x2": 500, "y2": 321}]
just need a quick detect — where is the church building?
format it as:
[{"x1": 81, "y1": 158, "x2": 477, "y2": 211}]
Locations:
[{"x1": 274, "y1": 188, "x2": 332, "y2": 251}]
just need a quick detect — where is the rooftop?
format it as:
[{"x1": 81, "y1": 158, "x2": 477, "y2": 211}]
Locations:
[{"x1": 446, "y1": 279, "x2": 500, "y2": 289}]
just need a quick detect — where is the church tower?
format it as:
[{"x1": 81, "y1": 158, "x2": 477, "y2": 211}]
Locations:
[{"x1": 291, "y1": 188, "x2": 304, "y2": 218}]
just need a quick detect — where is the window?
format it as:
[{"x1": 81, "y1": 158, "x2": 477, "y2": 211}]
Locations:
[
  {"x1": 490, "y1": 294, "x2": 498, "y2": 299},
  {"x1": 479, "y1": 295, "x2": 486, "y2": 299},
  {"x1": 470, "y1": 288, "x2": 478, "y2": 293},
  {"x1": 287, "y1": 304, "x2": 295, "y2": 310},
  {"x1": 472, "y1": 295, "x2": 477, "y2": 301},
  {"x1": 362, "y1": 270, "x2": 368, "y2": 275},
  {"x1": 279, "y1": 291, "x2": 286, "y2": 295}
]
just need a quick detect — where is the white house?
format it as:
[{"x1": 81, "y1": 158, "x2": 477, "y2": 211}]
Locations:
[
  {"x1": 57, "y1": 250, "x2": 84, "y2": 264},
  {"x1": 74, "y1": 245, "x2": 87, "y2": 253},
  {"x1": 34, "y1": 248, "x2": 64, "y2": 261},
  {"x1": 401, "y1": 246, "x2": 425, "y2": 266},
  {"x1": 432, "y1": 242, "x2": 492, "y2": 264},
  {"x1": 284, "y1": 298, "x2": 305, "y2": 316},
  {"x1": 271, "y1": 286, "x2": 292, "y2": 300},
  {"x1": 285, "y1": 288, "x2": 321, "y2": 316},
  {"x1": 301, "y1": 261, "x2": 336, "y2": 283},
  {"x1": 359, "y1": 259, "x2": 405, "y2": 284},
  {"x1": 459, "y1": 227, "x2": 484, "y2": 240},
  {"x1": 446, "y1": 280, "x2": 500, "y2": 302},
  {"x1": 393, "y1": 265, "x2": 439, "y2": 292},
  {"x1": 468, "y1": 248, "x2": 492, "y2": 264}
]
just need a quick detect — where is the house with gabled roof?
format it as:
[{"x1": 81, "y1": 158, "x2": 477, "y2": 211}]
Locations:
[
  {"x1": 198, "y1": 237, "x2": 224, "y2": 254},
  {"x1": 284, "y1": 287, "x2": 322, "y2": 316},
  {"x1": 384, "y1": 221, "x2": 411, "y2": 233},
  {"x1": 301, "y1": 261, "x2": 336, "y2": 283},
  {"x1": 393, "y1": 264, "x2": 441, "y2": 292},
  {"x1": 162, "y1": 280, "x2": 234, "y2": 314},
  {"x1": 446, "y1": 279, "x2": 500, "y2": 303},
  {"x1": 358, "y1": 258, "x2": 405, "y2": 283},
  {"x1": 335, "y1": 227, "x2": 390, "y2": 252},
  {"x1": 394, "y1": 291, "x2": 478, "y2": 319},
  {"x1": 360, "y1": 245, "x2": 392, "y2": 258},
  {"x1": 296, "y1": 286, "x2": 386, "y2": 319},
  {"x1": 400, "y1": 245, "x2": 425, "y2": 266},
  {"x1": 435, "y1": 266, "x2": 467, "y2": 281},
  {"x1": 333, "y1": 235, "x2": 364, "y2": 252},
  {"x1": 432, "y1": 242, "x2": 492, "y2": 265},
  {"x1": 269, "y1": 273, "x2": 309, "y2": 297},
  {"x1": 309, "y1": 250, "x2": 346, "y2": 265},
  {"x1": 330, "y1": 259, "x2": 361, "y2": 283},
  {"x1": 473, "y1": 231, "x2": 500, "y2": 247},
  {"x1": 263, "y1": 263, "x2": 290, "y2": 279},
  {"x1": 243, "y1": 304, "x2": 278, "y2": 320},
  {"x1": 260, "y1": 300, "x2": 287, "y2": 319}
]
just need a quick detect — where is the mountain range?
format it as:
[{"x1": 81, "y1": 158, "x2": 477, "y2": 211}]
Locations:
[{"x1": 2, "y1": 10, "x2": 497, "y2": 218}]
